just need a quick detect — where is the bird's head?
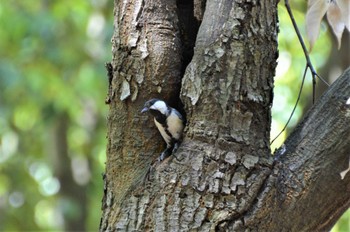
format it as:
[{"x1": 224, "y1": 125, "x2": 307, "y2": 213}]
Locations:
[{"x1": 141, "y1": 99, "x2": 169, "y2": 115}]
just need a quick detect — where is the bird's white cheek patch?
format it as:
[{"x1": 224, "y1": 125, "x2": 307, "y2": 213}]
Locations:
[
  {"x1": 346, "y1": 97, "x2": 350, "y2": 105},
  {"x1": 151, "y1": 101, "x2": 168, "y2": 115}
]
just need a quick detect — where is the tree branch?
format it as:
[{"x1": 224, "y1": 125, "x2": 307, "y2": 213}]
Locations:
[{"x1": 249, "y1": 68, "x2": 350, "y2": 231}]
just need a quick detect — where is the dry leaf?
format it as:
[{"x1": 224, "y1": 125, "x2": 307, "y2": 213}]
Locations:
[
  {"x1": 306, "y1": 0, "x2": 350, "y2": 51},
  {"x1": 327, "y1": 3, "x2": 345, "y2": 49},
  {"x1": 337, "y1": 0, "x2": 350, "y2": 30},
  {"x1": 306, "y1": 0, "x2": 329, "y2": 51}
]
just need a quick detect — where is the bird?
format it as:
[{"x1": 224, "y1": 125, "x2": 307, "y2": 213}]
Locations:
[{"x1": 141, "y1": 99, "x2": 184, "y2": 161}]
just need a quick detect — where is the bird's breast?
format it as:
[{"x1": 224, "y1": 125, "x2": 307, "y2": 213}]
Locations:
[
  {"x1": 154, "y1": 118, "x2": 172, "y2": 145},
  {"x1": 166, "y1": 112, "x2": 184, "y2": 140}
]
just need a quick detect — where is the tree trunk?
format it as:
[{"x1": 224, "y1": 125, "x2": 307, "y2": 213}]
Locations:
[
  {"x1": 51, "y1": 114, "x2": 88, "y2": 231},
  {"x1": 100, "y1": 0, "x2": 350, "y2": 231}
]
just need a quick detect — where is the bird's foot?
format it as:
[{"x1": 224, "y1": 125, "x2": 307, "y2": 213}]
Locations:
[
  {"x1": 172, "y1": 143, "x2": 179, "y2": 153},
  {"x1": 158, "y1": 143, "x2": 182, "y2": 162},
  {"x1": 158, "y1": 147, "x2": 172, "y2": 161}
]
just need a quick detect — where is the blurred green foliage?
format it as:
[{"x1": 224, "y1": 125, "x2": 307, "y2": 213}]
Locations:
[
  {"x1": 0, "y1": 0, "x2": 112, "y2": 231},
  {"x1": 0, "y1": 0, "x2": 348, "y2": 231},
  {"x1": 271, "y1": 1, "x2": 331, "y2": 149}
]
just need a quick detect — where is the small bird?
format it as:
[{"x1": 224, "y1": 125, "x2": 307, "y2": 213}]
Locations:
[{"x1": 141, "y1": 99, "x2": 184, "y2": 161}]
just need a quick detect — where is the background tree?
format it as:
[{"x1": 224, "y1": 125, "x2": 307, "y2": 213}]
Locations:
[
  {"x1": 100, "y1": 0, "x2": 350, "y2": 231},
  {"x1": 0, "y1": 1, "x2": 113, "y2": 231}
]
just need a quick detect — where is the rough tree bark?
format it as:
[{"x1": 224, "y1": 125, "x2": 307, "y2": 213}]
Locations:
[{"x1": 100, "y1": 0, "x2": 350, "y2": 231}]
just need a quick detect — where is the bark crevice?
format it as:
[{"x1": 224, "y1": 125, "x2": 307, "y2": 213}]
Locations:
[{"x1": 176, "y1": 0, "x2": 200, "y2": 77}]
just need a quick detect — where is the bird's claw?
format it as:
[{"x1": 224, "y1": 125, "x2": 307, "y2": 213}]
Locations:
[
  {"x1": 158, "y1": 143, "x2": 181, "y2": 162},
  {"x1": 172, "y1": 143, "x2": 179, "y2": 153},
  {"x1": 158, "y1": 148, "x2": 171, "y2": 161}
]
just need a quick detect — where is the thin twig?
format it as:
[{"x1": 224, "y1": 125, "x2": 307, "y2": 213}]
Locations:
[
  {"x1": 271, "y1": 65, "x2": 308, "y2": 145},
  {"x1": 284, "y1": 0, "x2": 330, "y2": 92},
  {"x1": 271, "y1": 0, "x2": 331, "y2": 145}
]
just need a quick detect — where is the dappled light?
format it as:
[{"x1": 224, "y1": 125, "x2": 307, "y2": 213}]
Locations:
[{"x1": 0, "y1": 0, "x2": 112, "y2": 230}]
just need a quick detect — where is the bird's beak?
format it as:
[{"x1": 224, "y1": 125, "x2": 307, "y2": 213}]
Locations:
[{"x1": 141, "y1": 107, "x2": 149, "y2": 113}]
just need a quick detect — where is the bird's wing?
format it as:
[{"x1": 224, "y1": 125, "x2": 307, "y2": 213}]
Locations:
[{"x1": 171, "y1": 108, "x2": 184, "y2": 121}]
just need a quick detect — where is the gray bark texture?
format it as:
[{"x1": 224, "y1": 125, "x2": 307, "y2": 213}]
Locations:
[{"x1": 100, "y1": 0, "x2": 350, "y2": 231}]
